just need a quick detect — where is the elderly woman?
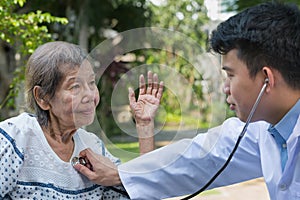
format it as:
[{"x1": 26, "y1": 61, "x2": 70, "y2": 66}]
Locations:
[{"x1": 0, "y1": 41, "x2": 163, "y2": 199}]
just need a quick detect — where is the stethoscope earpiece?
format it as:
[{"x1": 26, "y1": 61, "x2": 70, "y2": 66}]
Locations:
[{"x1": 265, "y1": 78, "x2": 269, "y2": 84}]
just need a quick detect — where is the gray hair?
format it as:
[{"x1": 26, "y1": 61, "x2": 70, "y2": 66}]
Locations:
[{"x1": 25, "y1": 41, "x2": 88, "y2": 126}]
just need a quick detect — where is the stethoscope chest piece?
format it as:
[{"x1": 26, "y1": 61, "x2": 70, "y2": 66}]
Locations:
[{"x1": 71, "y1": 156, "x2": 88, "y2": 167}]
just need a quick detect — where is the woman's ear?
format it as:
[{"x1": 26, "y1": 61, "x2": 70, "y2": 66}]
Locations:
[
  {"x1": 262, "y1": 67, "x2": 275, "y2": 93},
  {"x1": 33, "y1": 86, "x2": 50, "y2": 110}
]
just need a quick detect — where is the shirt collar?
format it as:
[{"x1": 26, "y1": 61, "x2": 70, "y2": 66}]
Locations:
[{"x1": 268, "y1": 99, "x2": 300, "y2": 141}]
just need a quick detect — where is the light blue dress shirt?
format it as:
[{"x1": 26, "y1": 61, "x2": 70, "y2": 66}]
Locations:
[
  {"x1": 119, "y1": 100, "x2": 300, "y2": 200},
  {"x1": 268, "y1": 100, "x2": 300, "y2": 171}
]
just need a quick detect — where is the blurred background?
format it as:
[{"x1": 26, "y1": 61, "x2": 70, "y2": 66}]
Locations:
[
  {"x1": 1, "y1": 0, "x2": 300, "y2": 153},
  {"x1": 1, "y1": 0, "x2": 300, "y2": 199}
]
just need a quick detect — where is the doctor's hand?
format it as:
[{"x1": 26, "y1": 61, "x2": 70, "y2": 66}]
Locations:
[
  {"x1": 128, "y1": 71, "x2": 164, "y2": 126},
  {"x1": 73, "y1": 148, "x2": 121, "y2": 186}
]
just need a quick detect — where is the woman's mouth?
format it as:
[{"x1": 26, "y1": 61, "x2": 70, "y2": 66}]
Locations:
[{"x1": 80, "y1": 108, "x2": 95, "y2": 115}]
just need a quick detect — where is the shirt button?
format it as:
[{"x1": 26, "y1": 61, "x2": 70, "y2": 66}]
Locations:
[{"x1": 279, "y1": 184, "x2": 287, "y2": 191}]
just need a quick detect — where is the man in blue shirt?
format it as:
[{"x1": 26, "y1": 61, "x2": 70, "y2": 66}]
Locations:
[{"x1": 75, "y1": 2, "x2": 300, "y2": 199}]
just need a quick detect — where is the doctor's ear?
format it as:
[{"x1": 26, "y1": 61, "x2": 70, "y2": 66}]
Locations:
[
  {"x1": 262, "y1": 67, "x2": 274, "y2": 92},
  {"x1": 33, "y1": 86, "x2": 50, "y2": 110}
]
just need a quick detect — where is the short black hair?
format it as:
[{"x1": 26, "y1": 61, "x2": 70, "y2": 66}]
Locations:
[{"x1": 210, "y1": 2, "x2": 300, "y2": 89}]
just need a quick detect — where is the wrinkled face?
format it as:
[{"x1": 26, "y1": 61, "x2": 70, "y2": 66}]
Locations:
[
  {"x1": 48, "y1": 61, "x2": 100, "y2": 128},
  {"x1": 222, "y1": 49, "x2": 264, "y2": 122}
]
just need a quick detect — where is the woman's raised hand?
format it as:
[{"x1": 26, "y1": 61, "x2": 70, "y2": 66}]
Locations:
[{"x1": 128, "y1": 71, "x2": 164, "y2": 125}]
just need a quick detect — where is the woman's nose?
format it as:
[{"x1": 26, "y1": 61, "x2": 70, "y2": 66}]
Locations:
[{"x1": 82, "y1": 87, "x2": 95, "y2": 103}]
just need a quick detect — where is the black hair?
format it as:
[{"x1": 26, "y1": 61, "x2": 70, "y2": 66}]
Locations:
[{"x1": 210, "y1": 2, "x2": 300, "y2": 89}]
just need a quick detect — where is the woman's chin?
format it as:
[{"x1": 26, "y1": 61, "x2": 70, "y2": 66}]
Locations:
[{"x1": 74, "y1": 116, "x2": 95, "y2": 128}]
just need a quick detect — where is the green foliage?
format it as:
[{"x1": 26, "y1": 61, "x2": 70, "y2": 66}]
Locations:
[
  {"x1": 0, "y1": 0, "x2": 68, "y2": 110},
  {"x1": 160, "y1": 113, "x2": 209, "y2": 130},
  {"x1": 149, "y1": 0, "x2": 208, "y2": 43},
  {"x1": 106, "y1": 142, "x2": 140, "y2": 163},
  {"x1": 24, "y1": 0, "x2": 152, "y2": 47},
  {"x1": 0, "y1": 0, "x2": 67, "y2": 54}
]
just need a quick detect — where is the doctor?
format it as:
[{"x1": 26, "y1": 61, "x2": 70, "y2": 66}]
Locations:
[{"x1": 74, "y1": 2, "x2": 300, "y2": 200}]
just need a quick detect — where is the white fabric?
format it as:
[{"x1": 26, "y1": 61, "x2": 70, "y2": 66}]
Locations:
[
  {"x1": 119, "y1": 117, "x2": 300, "y2": 200},
  {"x1": 0, "y1": 112, "x2": 127, "y2": 199}
]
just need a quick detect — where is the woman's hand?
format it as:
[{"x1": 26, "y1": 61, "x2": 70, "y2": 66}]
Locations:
[{"x1": 128, "y1": 71, "x2": 164, "y2": 126}]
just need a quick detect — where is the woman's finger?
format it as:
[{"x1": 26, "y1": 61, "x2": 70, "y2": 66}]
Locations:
[
  {"x1": 139, "y1": 74, "x2": 146, "y2": 95},
  {"x1": 146, "y1": 71, "x2": 153, "y2": 94}
]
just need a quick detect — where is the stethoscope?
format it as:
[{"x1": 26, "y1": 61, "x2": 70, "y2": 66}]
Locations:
[{"x1": 181, "y1": 78, "x2": 269, "y2": 200}]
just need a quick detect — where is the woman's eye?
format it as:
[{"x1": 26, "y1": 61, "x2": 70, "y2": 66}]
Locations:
[
  {"x1": 89, "y1": 80, "x2": 97, "y2": 89},
  {"x1": 70, "y1": 84, "x2": 80, "y2": 91}
]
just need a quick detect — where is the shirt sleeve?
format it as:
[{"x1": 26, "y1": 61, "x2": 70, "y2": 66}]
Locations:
[
  {"x1": 118, "y1": 117, "x2": 264, "y2": 200},
  {"x1": 0, "y1": 123, "x2": 24, "y2": 198}
]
